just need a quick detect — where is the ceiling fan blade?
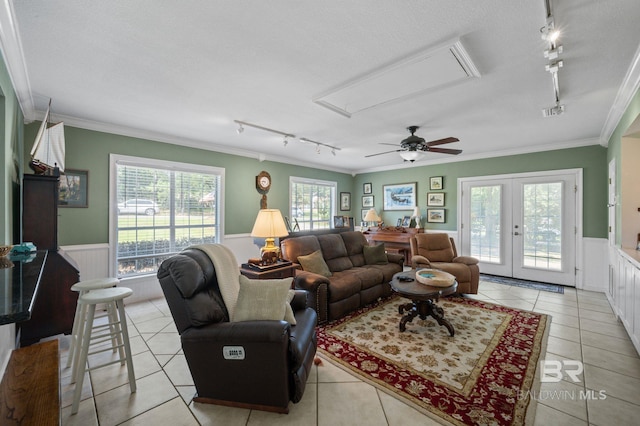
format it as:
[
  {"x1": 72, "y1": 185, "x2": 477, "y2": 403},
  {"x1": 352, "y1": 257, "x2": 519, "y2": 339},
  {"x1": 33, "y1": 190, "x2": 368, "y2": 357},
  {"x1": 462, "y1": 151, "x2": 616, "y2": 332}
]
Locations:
[
  {"x1": 426, "y1": 147, "x2": 462, "y2": 155},
  {"x1": 425, "y1": 137, "x2": 460, "y2": 146},
  {"x1": 365, "y1": 149, "x2": 402, "y2": 158}
]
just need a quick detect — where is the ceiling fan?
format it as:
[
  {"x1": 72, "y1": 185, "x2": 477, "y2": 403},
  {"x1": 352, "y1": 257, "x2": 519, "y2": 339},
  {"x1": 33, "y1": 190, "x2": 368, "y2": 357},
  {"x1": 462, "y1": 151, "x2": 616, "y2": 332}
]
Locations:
[{"x1": 365, "y1": 126, "x2": 462, "y2": 162}]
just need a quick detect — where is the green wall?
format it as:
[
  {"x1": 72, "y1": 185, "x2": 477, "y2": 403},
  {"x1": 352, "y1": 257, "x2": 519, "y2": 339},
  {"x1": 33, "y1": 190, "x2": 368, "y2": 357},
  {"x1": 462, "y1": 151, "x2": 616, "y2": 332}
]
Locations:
[
  {"x1": 23, "y1": 124, "x2": 354, "y2": 245},
  {"x1": 354, "y1": 145, "x2": 608, "y2": 238},
  {"x1": 606, "y1": 87, "x2": 640, "y2": 245},
  {"x1": 0, "y1": 54, "x2": 23, "y2": 245}
]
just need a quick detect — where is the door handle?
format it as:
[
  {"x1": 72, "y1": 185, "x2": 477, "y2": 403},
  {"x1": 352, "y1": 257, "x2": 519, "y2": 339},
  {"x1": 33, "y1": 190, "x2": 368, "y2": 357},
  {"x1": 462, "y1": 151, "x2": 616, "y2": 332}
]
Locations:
[{"x1": 514, "y1": 232, "x2": 520, "y2": 236}]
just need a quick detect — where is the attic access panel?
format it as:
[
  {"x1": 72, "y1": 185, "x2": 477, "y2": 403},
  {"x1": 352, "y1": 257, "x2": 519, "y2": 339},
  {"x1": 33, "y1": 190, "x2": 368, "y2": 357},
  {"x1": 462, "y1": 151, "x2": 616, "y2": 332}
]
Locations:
[{"x1": 313, "y1": 39, "x2": 480, "y2": 117}]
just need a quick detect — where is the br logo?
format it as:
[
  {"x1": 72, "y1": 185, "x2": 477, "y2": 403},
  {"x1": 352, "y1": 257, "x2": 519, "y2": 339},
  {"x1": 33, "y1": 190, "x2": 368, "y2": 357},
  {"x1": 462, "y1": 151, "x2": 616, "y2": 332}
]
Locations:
[{"x1": 540, "y1": 360, "x2": 583, "y2": 383}]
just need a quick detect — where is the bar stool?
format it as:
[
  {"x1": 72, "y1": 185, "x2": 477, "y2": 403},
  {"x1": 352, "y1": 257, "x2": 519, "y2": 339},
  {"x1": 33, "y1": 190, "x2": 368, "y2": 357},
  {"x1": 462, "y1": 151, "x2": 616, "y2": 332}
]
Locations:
[
  {"x1": 66, "y1": 277, "x2": 120, "y2": 379},
  {"x1": 71, "y1": 286, "x2": 136, "y2": 415}
]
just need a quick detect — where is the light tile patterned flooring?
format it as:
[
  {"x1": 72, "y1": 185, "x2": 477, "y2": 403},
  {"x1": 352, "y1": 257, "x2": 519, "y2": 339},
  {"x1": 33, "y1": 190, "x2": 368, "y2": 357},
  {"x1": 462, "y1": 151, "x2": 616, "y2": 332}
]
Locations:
[{"x1": 57, "y1": 280, "x2": 640, "y2": 426}]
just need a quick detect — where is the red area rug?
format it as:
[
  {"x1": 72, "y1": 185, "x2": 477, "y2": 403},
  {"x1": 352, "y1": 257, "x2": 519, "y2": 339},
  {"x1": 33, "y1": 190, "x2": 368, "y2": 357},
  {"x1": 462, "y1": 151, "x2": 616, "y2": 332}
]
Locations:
[{"x1": 316, "y1": 295, "x2": 549, "y2": 425}]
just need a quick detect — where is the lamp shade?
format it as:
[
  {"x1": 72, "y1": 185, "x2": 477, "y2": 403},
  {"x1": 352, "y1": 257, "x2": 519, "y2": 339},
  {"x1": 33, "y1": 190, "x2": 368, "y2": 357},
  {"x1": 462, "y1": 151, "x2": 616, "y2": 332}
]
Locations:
[
  {"x1": 399, "y1": 151, "x2": 424, "y2": 162},
  {"x1": 412, "y1": 206, "x2": 421, "y2": 217},
  {"x1": 251, "y1": 209, "x2": 289, "y2": 238},
  {"x1": 363, "y1": 208, "x2": 379, "y2": 222}
]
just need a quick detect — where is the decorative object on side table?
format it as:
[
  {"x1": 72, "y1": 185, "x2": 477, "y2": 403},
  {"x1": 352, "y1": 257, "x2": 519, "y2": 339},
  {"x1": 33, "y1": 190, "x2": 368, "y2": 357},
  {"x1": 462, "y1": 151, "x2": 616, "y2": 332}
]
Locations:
[
  {"x1": 250, "y1": 209, "x2": 289, "y2": 264},
  {"x1": 383, "y1": 182, "x2": 416, "y2": 210},
  {"x1": 411, "y1": 206, "x2": 422, "y2": 228}
]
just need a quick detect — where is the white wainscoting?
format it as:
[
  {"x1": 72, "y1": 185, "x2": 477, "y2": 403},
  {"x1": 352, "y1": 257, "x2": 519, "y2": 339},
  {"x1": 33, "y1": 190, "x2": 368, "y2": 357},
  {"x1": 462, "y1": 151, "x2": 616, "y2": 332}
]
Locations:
[
  {"x1": 581, "y1": 238, "x2": 608, "y2": 292},
  {"x1": 608, "y1": 247, "x2": 640, "y2": 355}
]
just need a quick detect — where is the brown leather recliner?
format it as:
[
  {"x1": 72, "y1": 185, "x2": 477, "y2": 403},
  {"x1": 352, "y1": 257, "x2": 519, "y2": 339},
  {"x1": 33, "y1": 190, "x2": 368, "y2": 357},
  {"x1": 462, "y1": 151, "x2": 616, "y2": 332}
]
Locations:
[
  {"x1": 410, "y1": 233, "x2": 480, "y2": 294},
  {"x1": 157, "y1": 247, "x2": 317, "y2": 413}
]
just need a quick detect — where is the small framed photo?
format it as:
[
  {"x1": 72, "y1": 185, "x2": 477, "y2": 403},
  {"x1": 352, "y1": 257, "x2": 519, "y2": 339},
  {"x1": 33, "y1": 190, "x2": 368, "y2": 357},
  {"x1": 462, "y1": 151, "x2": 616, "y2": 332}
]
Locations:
[
  {"x1": 334, "y1": 216, "x2": 350, "y2": 228},
  {"x1": 362, "y1": 195, "x2": 374, "y2": 208},
  {"x1": 59, "y1": 169, "x2": 89, "y2": 208},
  {"x1": 427, "y1": 208, "x2": 446, "y2": 223},
  {"x1": 363, "y1": 182, "x2": 372, "y2": 194},
  {"x1": 427, "y1": 192, "x2": 445, "y2": 207},
  {"x1": 361, "y1": 209, "x2": 369, "y2": 222},
  {"x1": 401, "y1": 215, "x2": 411, "y2": 227},
  {"x1": 396, "y1": 218, "x2": 402, "y2": 226},
  {"x1": 340, "y1": 192, "x2": 351, "y2": 211},
  {"x1": 429, "y1": 176, "x2": 443, "y2": 190}
]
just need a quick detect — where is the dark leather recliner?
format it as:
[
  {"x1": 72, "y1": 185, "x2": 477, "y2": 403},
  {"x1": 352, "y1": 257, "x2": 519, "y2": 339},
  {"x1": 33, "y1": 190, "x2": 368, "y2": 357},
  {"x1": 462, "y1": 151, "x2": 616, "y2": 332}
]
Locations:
[{"x1": 157, "y1": 247, "x2": 317, "y2": 413}]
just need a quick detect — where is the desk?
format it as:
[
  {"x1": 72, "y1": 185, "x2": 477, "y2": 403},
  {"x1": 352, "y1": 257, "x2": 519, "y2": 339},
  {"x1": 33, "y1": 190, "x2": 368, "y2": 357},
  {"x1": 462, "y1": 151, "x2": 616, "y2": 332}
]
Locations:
[{"x1": 363, "y1": 227, "x2": 424, "y2": 266}]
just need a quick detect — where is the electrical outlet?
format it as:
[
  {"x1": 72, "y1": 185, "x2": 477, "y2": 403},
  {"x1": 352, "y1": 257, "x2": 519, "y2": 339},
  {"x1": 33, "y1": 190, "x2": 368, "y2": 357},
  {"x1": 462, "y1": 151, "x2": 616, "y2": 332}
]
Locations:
[{"x1": 223, "y1": 346, "x2": 245, "y2": 360}]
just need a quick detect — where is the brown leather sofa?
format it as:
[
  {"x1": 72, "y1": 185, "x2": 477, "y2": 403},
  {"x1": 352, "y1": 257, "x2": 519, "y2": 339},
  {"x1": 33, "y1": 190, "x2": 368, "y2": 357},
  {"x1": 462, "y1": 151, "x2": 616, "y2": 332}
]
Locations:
[
  {"x1": 281, "y1": 231, "x2": 404, "y2": 323},
  {"x1": 410, "y1": 233, "x2": 480, "y2": 294},
  {"x1": 157, "y1": 248, "x2": 317, "y2": 413}
]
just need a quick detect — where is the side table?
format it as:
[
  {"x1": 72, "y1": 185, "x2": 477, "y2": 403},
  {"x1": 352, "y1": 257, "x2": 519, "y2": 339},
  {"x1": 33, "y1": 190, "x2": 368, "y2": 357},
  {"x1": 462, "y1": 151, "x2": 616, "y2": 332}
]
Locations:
[{"x1": 240, "y1": 262, "x2": 298, "y2": 280}]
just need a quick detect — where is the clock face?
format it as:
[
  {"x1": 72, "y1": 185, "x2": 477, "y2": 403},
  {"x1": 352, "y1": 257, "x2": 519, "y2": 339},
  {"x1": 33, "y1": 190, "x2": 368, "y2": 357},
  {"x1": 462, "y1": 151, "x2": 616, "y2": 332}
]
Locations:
[
  {"x1": 260, "y1": 176, "x2": 270, "y2": 188},
  {"x1": 256, "y1": 171, "x2": 271, "y2": 192}
]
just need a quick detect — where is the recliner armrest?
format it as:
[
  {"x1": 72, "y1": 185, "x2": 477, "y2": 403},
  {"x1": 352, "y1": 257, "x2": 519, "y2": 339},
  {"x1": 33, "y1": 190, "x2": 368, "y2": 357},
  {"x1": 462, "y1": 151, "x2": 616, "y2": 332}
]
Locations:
[
  {"x1": 290, "y1": 290, "x2": 308, "y2": 312},
  {"x1": 182, "y1": 319, "x2": 290, "y2": 344},
  {"x1": 293, "y1": 270, "x2": 330, "y2": 292},
  {"x1": 386, "y1": 253, "x2": 405, "y2": 266},
  {"x1": 411, "y1": 254, "x2": 432, "y2": 269},
  {"x1": 453, "y1": 256, "x2": 479, "y2": 265}
]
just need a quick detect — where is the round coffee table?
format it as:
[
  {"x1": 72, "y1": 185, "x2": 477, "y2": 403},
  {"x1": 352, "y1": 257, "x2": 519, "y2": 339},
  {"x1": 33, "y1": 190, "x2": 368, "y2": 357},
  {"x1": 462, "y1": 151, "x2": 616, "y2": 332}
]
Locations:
[{"x1": 390, "y1": 269, "x2": 457, "y2": 336}]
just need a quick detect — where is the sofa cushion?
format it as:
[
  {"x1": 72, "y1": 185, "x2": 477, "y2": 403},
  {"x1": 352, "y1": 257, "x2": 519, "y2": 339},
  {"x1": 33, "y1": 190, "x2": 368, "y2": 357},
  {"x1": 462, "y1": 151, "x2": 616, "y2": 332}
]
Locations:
[
  {"x1": 326, "y1": 271, "x2": 362, "y2": 302},
  {"x1": 298, "y1": 250, "x2": 332, "y2": 277},
  {"x1": 232, "y1": 275, "x2": 293, "y2": 322},
  {"x1": 350, "y1": 267, "x2": 384, "y2": 290},
  {"x1": 340, "y1": 231, "x2": 368, "y2": 267},
  {"x1": 363, "y1": 244, "x2": 388, "y2": 265},
  {"x1": 317, "y1": 234, "x2": 353, "y2": 272}
]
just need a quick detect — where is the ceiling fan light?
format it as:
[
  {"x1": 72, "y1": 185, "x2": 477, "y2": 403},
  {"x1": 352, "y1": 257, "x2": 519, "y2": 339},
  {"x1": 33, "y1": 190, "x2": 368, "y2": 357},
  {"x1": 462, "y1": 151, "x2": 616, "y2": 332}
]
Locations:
[{"x1": 399, "y1": 151, "x2": 423, "y2": 162}]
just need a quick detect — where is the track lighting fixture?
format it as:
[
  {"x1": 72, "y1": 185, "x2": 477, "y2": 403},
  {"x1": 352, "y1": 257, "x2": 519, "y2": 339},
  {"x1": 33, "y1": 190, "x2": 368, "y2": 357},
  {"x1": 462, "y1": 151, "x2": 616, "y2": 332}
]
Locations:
[
  {"x1": 233, "y1": 120, "x2": 341, "y2": 155},
  {"x1": 541, "y1": 0, "x2": 565, "y2": 119}
]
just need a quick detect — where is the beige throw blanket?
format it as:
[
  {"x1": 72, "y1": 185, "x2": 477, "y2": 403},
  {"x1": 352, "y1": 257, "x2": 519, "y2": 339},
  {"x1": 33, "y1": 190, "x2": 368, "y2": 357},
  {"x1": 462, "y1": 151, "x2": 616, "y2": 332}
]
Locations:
[{"x1": 190, "y1": 244, "x2": 240, "y2": 320}]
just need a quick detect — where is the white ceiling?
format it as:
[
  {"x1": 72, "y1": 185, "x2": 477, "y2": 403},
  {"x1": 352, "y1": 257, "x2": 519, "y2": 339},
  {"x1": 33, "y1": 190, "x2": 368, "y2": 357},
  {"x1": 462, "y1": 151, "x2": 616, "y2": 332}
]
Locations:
[{"x1": 2, "y1": 0, "x2": 640, "y2": 174}]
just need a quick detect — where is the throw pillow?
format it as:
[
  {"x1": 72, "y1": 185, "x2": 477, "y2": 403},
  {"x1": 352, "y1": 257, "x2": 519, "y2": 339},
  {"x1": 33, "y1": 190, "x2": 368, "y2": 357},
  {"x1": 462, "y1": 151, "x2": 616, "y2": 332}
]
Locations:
[
  {"x1": 298, "y1": 249, "x2": 332, "y2": 277},
  {"x1": 284, "y1": 290, "x2": 297, "y2": 325},
  {"x1": 363, "y1": 244, "x2": 389, "y2": 265},
  {"x1": 232, "y1": 275, "x2": 295, "y2": 323}
]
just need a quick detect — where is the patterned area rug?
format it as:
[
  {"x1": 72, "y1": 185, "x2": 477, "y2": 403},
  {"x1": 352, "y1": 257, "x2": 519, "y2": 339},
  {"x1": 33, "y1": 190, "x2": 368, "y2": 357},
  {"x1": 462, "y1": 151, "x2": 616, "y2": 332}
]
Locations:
[
  {"x1": 317, "y1": 295, "x2": 549, "y2": 426},
  {"x1": 480, "y1": 274, "x2": 564, "y2": 294}
]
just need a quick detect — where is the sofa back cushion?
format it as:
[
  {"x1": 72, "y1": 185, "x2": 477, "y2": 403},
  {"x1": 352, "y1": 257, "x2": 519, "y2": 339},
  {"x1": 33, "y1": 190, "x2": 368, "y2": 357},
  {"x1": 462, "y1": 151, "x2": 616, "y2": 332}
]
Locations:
[
  {"x1": 340, "y1": 231, "x2": 369, "y2": 267},
  {"x1": 280, "y1": 235, "x2": 322, "y2": 263},
  {"x1": 414, "y1": 233, "x2": 455, "y2": 262},
  {"x1": 317, "y1": 234, "x2": 353, "y2": 272}
]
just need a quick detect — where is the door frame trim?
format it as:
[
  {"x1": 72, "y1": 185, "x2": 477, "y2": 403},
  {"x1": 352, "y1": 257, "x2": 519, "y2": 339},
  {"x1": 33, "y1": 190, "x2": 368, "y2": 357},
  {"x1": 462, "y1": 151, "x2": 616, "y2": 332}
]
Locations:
[{"x1": 457, "y1": 168, "x2": 583, "y2": 287}]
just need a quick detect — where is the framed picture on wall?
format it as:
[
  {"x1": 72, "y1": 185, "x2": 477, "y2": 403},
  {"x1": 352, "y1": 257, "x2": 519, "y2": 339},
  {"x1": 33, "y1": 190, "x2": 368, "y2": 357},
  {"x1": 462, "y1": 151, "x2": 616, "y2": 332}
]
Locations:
[
  {"x1": 363, "y1": 182, "x2": 372, "y2": 194},
  {"x1": 340, "y1": 192, "x2": 351, "y2": 211},
  {"x1": 429, "y1": 176, "x2": 443, "y2": 190},
  {"x1": 362, "y1": 195, "x2": 374, "y2": 208},
  {"x1": 427, "y1": 208, "x2": 446, "y2": 223},
  {"x1": 427, "y1": 192, "x2": 445, "y2": 206},
  {"x1": 59, "y1": 169, "x2": 89, "y2": 208},
  {"x1": 382, "y1": 182, "x2": 416, "y2": 210}
]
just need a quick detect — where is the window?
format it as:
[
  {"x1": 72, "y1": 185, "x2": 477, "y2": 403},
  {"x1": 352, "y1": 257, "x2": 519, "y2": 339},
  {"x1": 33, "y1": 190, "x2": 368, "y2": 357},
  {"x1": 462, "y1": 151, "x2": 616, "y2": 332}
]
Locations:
[
  {"x1": 111, "y1": 155, "x2": 223, "y2": 278},
  {"x1": 289, "y1": 177, "x2": 336, "y2": 231}
]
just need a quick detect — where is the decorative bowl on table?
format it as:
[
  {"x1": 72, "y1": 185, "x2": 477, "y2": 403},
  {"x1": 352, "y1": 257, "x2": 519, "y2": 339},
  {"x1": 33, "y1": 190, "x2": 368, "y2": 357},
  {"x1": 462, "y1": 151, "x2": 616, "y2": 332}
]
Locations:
[
  {"x1": 0, "y1": 245, "x2": 12, "y2": 257},
  {"x1": 415, "y1": 269, "x2": 455, "y2": 287}
]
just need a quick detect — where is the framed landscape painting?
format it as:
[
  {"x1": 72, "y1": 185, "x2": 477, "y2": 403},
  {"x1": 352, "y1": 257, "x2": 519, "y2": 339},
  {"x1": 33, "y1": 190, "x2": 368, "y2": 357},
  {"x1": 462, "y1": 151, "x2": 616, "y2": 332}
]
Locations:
[
  {"x1": 340, "y1": 192, "x2": 351, "y2": 211},
  {"x1": 427, "y1": 192, "x2": 445, "y2": 206},
  {"x1": 427, "y1": 208, "x2": 446, "y2": 223},
  {"x1": 383, "y1": 182, "x2": 416, "y2": 210},
  {"x1": 59, "y1": 169, "x2": 89, "y2": 208}
]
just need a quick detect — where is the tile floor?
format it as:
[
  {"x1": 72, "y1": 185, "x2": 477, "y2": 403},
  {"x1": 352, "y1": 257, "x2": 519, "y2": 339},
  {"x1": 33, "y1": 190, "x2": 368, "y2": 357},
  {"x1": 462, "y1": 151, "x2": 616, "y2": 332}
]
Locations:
[{"x1": 57, "y1": 280, "x2": 640, "y2": 426}]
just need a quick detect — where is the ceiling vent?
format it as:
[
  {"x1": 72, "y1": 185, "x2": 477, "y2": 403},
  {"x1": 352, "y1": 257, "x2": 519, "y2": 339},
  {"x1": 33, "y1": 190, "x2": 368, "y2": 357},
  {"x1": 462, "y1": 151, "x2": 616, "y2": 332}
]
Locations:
[{"x1": 313, "y1": 39, "x2": 480, "y2": 118}]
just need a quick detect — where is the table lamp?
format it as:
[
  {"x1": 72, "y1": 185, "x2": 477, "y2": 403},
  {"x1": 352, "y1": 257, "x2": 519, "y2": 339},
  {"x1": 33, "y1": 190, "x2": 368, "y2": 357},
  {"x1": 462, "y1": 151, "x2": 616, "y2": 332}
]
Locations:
[
  {"x1": 251, "y1": 209, "x2": 289, "y2": 262},
  {"x1": 412, "y1": 206, "x2": 422, "y2": 228},
  {"x1": 364, "y1": 208, "x2": 380, "y2": 228}
]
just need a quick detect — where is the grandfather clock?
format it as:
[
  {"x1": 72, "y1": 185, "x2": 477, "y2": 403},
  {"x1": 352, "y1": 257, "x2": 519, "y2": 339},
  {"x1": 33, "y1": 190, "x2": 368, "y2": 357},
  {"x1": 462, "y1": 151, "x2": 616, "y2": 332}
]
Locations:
[{"x1": 20, "y1": 174, "x2": 79, "y2": 346}]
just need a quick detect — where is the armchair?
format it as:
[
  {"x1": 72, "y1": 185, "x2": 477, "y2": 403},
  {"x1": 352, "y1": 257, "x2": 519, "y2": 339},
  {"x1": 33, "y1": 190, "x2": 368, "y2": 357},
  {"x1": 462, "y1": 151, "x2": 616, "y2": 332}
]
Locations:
[
  {"x1": 157, "y1": 247, "x2": 317, "y2": 413},
  {"x1": 410, "y1": 233, "x2": 480, "y2": 294}
]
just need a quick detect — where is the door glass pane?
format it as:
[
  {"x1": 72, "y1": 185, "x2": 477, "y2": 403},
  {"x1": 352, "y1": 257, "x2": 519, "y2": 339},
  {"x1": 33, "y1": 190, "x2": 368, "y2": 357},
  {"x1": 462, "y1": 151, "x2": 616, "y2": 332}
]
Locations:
[
  {"x1": 470, "y1": 185, "x2": 501, "y2": 263},
  {"x1": 522, "y1": 182, "x2": 562, "y2": 271}
]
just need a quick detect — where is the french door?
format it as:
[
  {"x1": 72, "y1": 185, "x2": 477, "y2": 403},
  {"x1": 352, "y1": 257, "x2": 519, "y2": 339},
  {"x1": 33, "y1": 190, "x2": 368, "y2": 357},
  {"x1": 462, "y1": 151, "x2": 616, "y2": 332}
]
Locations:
[{"x1": 460, "y1": 170, "x2": 579, "y2": 286}]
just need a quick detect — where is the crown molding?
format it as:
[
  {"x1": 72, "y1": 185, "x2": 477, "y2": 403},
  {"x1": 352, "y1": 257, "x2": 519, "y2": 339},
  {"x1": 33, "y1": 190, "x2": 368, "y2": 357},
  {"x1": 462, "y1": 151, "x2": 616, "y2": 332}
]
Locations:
[
  {"x1": 0, "y1": 0, "x2": 35, "y2": 119},
  {"x1": 599, "y1": 42, "x2": 640, "y2": 146}
]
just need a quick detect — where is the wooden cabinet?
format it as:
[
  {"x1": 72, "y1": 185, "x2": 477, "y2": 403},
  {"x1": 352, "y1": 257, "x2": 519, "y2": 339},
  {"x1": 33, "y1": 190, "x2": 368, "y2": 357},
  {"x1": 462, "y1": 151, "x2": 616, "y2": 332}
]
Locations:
[
  {"x1": 608, "y1": 248, "x2": 640, "y2": 355},
  {"x1": 19, "y1": 174, "x2": 79, "y2": 346},
  {"x1": 363, "y1": 227, "x2": 424, "y2": 266}
]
